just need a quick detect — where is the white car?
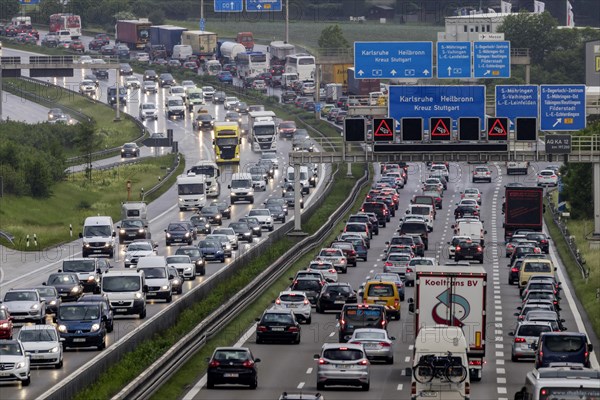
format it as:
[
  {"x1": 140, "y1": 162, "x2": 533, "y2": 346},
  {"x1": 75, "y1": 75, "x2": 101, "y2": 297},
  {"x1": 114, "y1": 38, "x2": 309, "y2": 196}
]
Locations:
[
  {"x1": 139, "y1": 102, "x2": 159, "y2": 120},
  {"x1": 79, "y1": 79, "x2": 97, "y2": 95},
  {"x1": 2, "y1": 289, "x2": 45, "y2": 323},
  {"x1": 143, "y1": 80, "x2": 157, "y2": 94},
  {"x1": 124, "y1": 240, "x2": 157, "y2": 268},
  {"x1": 166, "y1": 255, "x2": 195, "y2": 280},
  {"x1": 430, "y1": 163, "x2": 449, "y2": 178},
  {"x1": 537, "y1": 169, "x2": 559, "y2": 187},
  {"x1": 407, "y1": 257, "x2": 437, "y2": 284},
  {"x1": 211, "y1": 227, "x2": 239, "y2": 250},
  {"x1": 181, "y1": 80, "x2": 196, "y2": 91},
  {"x1": 224, "y1": 96, "x2": 239, "y2": 110},
  {"x1": 472, "y1": 165, "x2": 492, "y2": 183},
  {"x1": 461, "y1": 188, "x2": 482, "y2": 205},
  {"x1": 17, "y1": 325, "x2": 63, "y2": 368},
  {"x1": 124, "y1": 76, "x2": 141, "y2": 89},
  {"x1": 135, "y1": 52, "x2": 150, "y2": 62},
  {"x1": 0, "y1": 340, "x2": 31, "y2": 386},
  {"x1": 348, "y1": 328, "x2": 395, "y2": 364},
  {"x1": 248, "y1": 209, "x2": 274, "y2": 231},
  {"x1": 202, "y1": 85, "x2": 215, "y2": 100},
  {"x1": 78, "y1": 55, "x2": 93, "y2": 64},
  {"x1": 169, "y1": 85, "x2": 186, "y2": 99},
  {"x1": 315, "y1": 248, "x2": 347, "y2": 273},
  {"x1": 307, "y1": 260, "x2": 338, "y2": 283},
  {"x1": 274, "y1": 290, "x2": 312, "y2": 323}
]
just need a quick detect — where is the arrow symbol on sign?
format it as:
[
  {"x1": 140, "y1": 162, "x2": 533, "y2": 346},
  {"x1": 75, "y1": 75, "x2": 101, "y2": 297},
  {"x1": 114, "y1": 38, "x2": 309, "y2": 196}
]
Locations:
[
  {"x1": 447, "y1": 66, "x2": 452, "y2": 76},
  {"x1": 357, "y1": 70, "x2": 364, "y2": 76},
  {"x1": 553, "y1": 118, "x2": 562, "y2": 127},
  {"x1": 257, "y1": 4, "x2": 262, "y2": 9},
  {"x1": 423, "y1": 69, "x2": 430, "y2": 76},
  {"x1": 484, "y1": 70, "x2": 490, "y2": 76},
  {"x1": 390, "y1": 69, "x2": 397, "y2": 76}
]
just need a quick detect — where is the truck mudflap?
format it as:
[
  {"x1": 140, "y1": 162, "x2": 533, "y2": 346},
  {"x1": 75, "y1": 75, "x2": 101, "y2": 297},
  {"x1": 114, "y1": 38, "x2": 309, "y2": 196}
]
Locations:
[{"x1": 467, "y1": 357, "x2": 483, "y2": 381}]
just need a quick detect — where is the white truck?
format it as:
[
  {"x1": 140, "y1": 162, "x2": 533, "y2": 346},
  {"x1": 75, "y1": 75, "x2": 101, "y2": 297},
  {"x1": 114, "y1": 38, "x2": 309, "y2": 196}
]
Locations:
[
  {"x1": 248, "y1": 110, "x2": 277, "y2": 152},
  {"x1": 176, "y1": 172, "x2": 206, "y2": 211},
  {"x1": 408, "y1": 265, "x2": 487, "y2": 382},
  {"x1": 506, "y1": 161, "x2": 529, "y2": 175},
  {"x1": 325, "y1": 83, "x2": 343, "y2": 103},
  {"x1": 187, "y1": 161, "x2": 220, "y2": 197}
]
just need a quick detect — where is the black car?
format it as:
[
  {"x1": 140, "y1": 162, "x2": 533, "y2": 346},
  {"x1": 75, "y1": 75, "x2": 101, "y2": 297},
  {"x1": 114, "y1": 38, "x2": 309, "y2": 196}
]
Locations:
[
  {"x1": 454, "y1": 204, "x2": 479, "y2": 219},
  {"x1": 228, "y1": 222, "x2": 253, "y2": 243},
  {"x1": 290, "y1": 277, "x2": 323, "y2": 305},
  {"x1": 235, "y1": 102, "x2": 249, "y2": 114},
  {"x1": 315, "y1": 282, "x2": 357, "y2": 313},
  {"x1": 165, "y1": 222, "x2": 196, "y2": 246},
  {"x1": 190, "y1": 215, "x2": 211, "y2": 234},
  {"x1": 33, "y1": 286, "x2": 61, "y2": 314},
  {"x1": 255, "y1": 309, "x2": 301, "y2": 344},
  {"x1": 212, "y1": 91, "x2": 226, "y2": 104},
  {"x1": 200, "y1": 206, "x2": 222, "y2": 225},
  {"x1": 193, "y1": 114, "x2": 215, "y2": 130},
  {"x1": 93, "y1": 68, "x2": 109, "y2": 80},
  {"x1": 238, "y1": 217, "x2": 262, "y2": 238},
  {"x1": 100, "y1": 44, "x2": 116, "y2": 56},
  {"x1": 118, "y1": 63, "x2": 132, "y2": 75},
  {"x1": 207, "y1": 347, "x2": 260, "y2": 389},
  {"x1": 197, "y1": 239, "x2": 225, "y2": 262},
  {"x1": 265, "y1": 204, "x2": 286, "y2": 223},
  {"x1": 168, "y1": 266, "x2": 183, "y2": 294},
  {"x1": 44, "y1": 272, "x2": 83, "y2": 302},
  {"x1": 525, "y1": 232, "x2": 550, "y2": 254},
  {"x1": 454, "y1": 240, "x2": 484, "y2": 263},
  {"x1": 77, "y1": 294, "x2": 114, "y2": 333},
  {"x1": 281, "y1": 90, "x2": 297, "y2": 104},
  {"x1": 338, "y1": 304, "x2": 387, "y2": 343},
  {"x1": 211, "y1": 201, "x2": 231, "y2": 219},
  {"x1": 144, "y1": 69, "x2": 158, "y2": 81},
  {"x1": 117, "y1": 219, "x2": 148, "y2": 243},
  {"x1": 174, "y1": 245, "x2": 206, "y2": 275},
  {"x1": 159, "y1": 73, "x2": 176, "y2": 87},
  {"x1": 265, "y1": 197, "x2": 288, "y2": 215},
  {"x1": 283, "y1": 190, "x2": 304, "y2": 209},
  {"x1": 120, "y1": 143, "x2": 140, "y2": 157}
]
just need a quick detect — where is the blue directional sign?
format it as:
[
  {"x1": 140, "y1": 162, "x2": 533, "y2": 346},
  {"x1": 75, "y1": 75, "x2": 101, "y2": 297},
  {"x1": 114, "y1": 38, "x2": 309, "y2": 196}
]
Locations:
[
  {"x1": 199, "y1": 18, "x2": 205, "y2": 32},
  {"x1": 354, "y1": 42, "x2": 433, "y2": 79},
  {"x1": 540, "y1": 85, "x2": 586, "y2": 131},
  {"x1": 388, "y1": 85, "x2": 486, "y2": 131},
  {"x1": 246, "y1": 0, "x2": 282, "y2": 12},
  {"x1": 474, "y1": 41, "x2": 511, "y2": 78},
  {"x1": 215, "y1": 0, "x2": 243, "y2": 12},
  {"x1": 495, "y1": 85, "x2": 538, "y2": 127},
  {"x1": 437, "y1": 42, "x2": 471, "y2": 79},
  {"x1": 19, "y1": 0, "x2": 40, "y2": 4}
]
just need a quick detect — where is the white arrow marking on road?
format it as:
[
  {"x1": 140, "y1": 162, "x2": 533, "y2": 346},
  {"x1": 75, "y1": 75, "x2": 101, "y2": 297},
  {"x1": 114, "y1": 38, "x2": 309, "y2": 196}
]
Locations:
[
  {"x1": 423, "y1": 69, "x2": 430, "y2": 75},
  {"x1": 447, "y1": 66, "x2": 452, "y2": 76},
  {"x1": 484, "y1": 70, "x2": 490, "y2": 76},
  {"x1": 391, "y1": 69, "x2": 397, "y2": 76},
  {"x1": 553, "y1": 118, "x2": 562, "y2": 127},
  {"x1": 358, "y1": 70, "x2": 364, "y2": 76}
]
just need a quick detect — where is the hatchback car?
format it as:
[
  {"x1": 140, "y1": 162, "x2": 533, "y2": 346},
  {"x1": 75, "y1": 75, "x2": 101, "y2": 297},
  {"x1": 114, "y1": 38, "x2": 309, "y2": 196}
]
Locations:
[
  {"x1": 197, "y1": 239, "x2": 225, "y2": 263},
  {"x1": 0, "y1": 307, "x2": 13, "y2": 339},
  {"x1": 537, "y1": 169, "x2": 559, "y2": 187},
  {"x1": 190, "y1": 215, "x2": 211, "y2": 235},
  {"x1": 289, "y1": 277, "x2": 323, "y2": 306},
  {"x1": 274, "y1": 291, "x2": 312, "y2": 324},
  {"x1": 165, "y1": 221, "x2": 196, "y2": 245},
  {"x1": 206, "y1": 347, "x2": 260, "y2": 389},
  {"x1": 139, "y1": 103, "x2": 158, "y2": 120},
  {"x1": 348, "y1": 328, "x2": 395, "y2": 364},
  {"x1": 17, "y1": 325, "x2": 63, "y2": 368},
  {"x1": 307, "y1": 260, "x2": 337, "y2": 283},
  {"x1": 158, "y1": 73, "x2": 176, "y2": 87},
  {"x1": 472, "y1": 165, "x2": 492, "y2": 183},
  {"x1": 255, "y1": 309, "x2": 301, "y2": 344},
  {"x1": 44, "y1": 272, "x2": 83, "y2": 302},
  {"x1": 314, "y1": 343, "x2": 370, "y2": 391},
  {"x1": 509, "y1": 321, "x2": 553, "y2": 361},
  {"x1": 454, "y1": 240, "x2": 484, "y2": 263},
  {"x1": 315, "y1": 282, "x2": 357, "y2": 313},
  {"x1": 173, "y1": 246, "x2": 206, "y2": 276},
  {"x1": 121, "y1": 142, "x2": 140, "y2": 157}
]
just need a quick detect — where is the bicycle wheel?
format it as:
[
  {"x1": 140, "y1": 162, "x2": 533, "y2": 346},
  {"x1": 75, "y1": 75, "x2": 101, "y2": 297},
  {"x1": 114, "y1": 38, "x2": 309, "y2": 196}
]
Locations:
[
  {"x1": 444, "y1": 364, "x2": 468, "y2": 384},
  {"x1": 413, "y1": 362, "x2": 435, "y2": 384}
]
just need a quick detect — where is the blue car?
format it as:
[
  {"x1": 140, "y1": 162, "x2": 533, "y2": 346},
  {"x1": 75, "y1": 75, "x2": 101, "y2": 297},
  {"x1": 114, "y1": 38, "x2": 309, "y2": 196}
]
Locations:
[
  {"x1": 55, "y1": 302, "x2": 107, "y2": 350},
  {"x1": 217, "y1": 71, "x2": 233, "y2": 84},
  {"x1": 198, "y1": 240, "x2": 225, "y2": 263}
]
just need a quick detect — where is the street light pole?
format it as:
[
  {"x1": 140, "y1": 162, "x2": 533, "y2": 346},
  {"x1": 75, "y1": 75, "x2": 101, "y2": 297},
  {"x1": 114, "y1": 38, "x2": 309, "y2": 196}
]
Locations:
[
  {"x1": 285, "y1": 0, "x2": 289, "y2": 43},
  {"x1": 201, "y1": 0, "x2": 204, "y2": 21}
]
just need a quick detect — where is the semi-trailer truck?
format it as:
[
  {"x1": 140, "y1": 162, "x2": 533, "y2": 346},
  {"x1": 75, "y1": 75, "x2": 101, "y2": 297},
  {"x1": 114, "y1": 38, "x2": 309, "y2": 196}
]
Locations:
[
  {"x1": 115, "y1": 19, "x2": 151, "y2": 50},
  {"x1": 149, "y1": 25, "x2": 187, "y2": 56},
  {"x1": 503, "y1": 186, "x2": 544, "y2": 241},
  {"x1": 347, "y1": 67, "x2": 380, "y2": 96},
  {"x1": 408, "y1": 265, "x2": 487, "y2": 382}
]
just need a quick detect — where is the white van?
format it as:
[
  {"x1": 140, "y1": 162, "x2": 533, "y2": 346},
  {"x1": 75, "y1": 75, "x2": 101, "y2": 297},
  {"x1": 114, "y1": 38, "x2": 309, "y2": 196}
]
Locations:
[
  {"x1": 228, "y1": 173, "x2": 254, "y2": 204},
  {"x1": 79, "y1": 216, "x2": 116, "y2": 258},
  {"x1": 514, "y1": 365, "x2": 600, "y2": 400},
  {"x1": 172, "y1": 44, "x2": 193, "y2": 61},
  {"x1": 408, "y1": 204, "x2": 434, "y2": 232},
  {"x1": 453, "y1": 220, "x2": 486, "y2": 246},
  {"x1": 57, "y1": 30, "x2": 71, "y2": 43},
  {"x1": 101, "y1": 269, "x2": 147, "y2": 318},
  {"x1": 285, "y1": 166, "x2": 310, "y2": 195},
  {"x1": 137, "y1": 256, "x2": 172, "y2": 303},
  {"x1": 411, "y1": 326, "x2": 470, "y2": 400}
]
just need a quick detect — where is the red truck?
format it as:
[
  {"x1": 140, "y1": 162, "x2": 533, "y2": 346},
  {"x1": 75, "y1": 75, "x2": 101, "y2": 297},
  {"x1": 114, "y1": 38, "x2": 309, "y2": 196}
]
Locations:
[
  {"x1": 503, "y1": 186, "x2": 544, "y2": 241},
  {"x1": 236, "y1": 32, "x2": 254, "y2": 51},
  {"x1": 116, "y1": 19, "x2": 151, "y2": 50}
]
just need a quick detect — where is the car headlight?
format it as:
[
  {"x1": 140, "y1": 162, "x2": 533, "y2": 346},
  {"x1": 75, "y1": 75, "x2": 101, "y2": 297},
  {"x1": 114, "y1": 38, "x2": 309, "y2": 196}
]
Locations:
[
  {"x1": 225, "y1": 243, "x2": 232, "y2": 250},
  {"x1": 138, "y1": 229, "x2": 145, "y2": 233},
  {"x1": 215, "y1": 215, "x2": 221, "y2": 219},
  {"x1": 184, "y1": 232, "x2": 190, "y2": 237},
  {"x1": 172, "y1": 278, "x2": 181, "y2": 285},
  {"x1": 87, "y1": 276, "x2": 96, "y2": 282},
  {"x1": 204, "y1": 224, "x2": 210, "y2": 229},
  {"x1": 50, "y1": 346, "x2": 60, "y2": 353},
  {"x1": 30, "y1": 304, "x2": 40, "y2": 310},
  {"x1": 244, "y1": 232, "x2": 251, "y2": 236},
  {"x1": 0, "y1": 322, "x2": 9, "y2": 329},
  {"x1": 49, "y1": 300, "x2": 57, "y2": 306},
  {"x1": 134, "y1": 292, "x2": 143, "y2": 299},
  {"x1": 90, "y1": 323, "x2": 100, "y2": 332},
  {"x1": 71, "y1": 286, "x2": 81, "y2": 293},
  {"x1": 84, "y1": 243, "x2": 91, "y2": 248},
  {"x1": 58, "y1": 324, "x2": 67, "y2": 333},
  {"x1": 266, "y1": 218, "x2": 272, "y2": 223},
  {"x1": 166, "y1": 233, "x2": 171, "y2": 238},
  {"x1": 120, "y1": 228, "x2": 126, "y2": 233},
  {"x1": 16, "y1": 361, "x2": 26, "y2": 369},
  {"x1": 161, "y1": 285, "x2": 169, "y2": 290}
]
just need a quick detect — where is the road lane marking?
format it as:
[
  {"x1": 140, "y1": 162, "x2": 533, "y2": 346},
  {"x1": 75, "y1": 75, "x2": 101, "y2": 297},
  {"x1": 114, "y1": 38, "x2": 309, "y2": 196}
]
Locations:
[
  {"x1": 329, "y1": 332, "x2": 335, "y2": 337},
  {"x1": 306, "y1": 368, "x2": 312, "y2": 374},
  {"x1": 405, "y1": 356, "x2": 411, "y2": 363},
  {"x1": 297, "y1": 382, "x2": 305, "y2": 389},
  {"x1": 397, "y1": 384, "x2": 403, "y2": 391}
]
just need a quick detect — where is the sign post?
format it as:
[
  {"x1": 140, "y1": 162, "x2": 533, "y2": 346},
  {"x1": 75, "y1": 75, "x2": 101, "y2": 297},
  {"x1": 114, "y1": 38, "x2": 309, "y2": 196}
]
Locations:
[{"x1": 354, "y1": 42, "x2": 433, "y2": 79}]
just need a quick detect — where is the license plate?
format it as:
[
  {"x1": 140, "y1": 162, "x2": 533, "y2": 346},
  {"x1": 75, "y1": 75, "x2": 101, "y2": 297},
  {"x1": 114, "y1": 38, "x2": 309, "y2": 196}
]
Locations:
[
  {"x1": 31, "y1": 354, "x2": 45, "y2": 359},
  {"x1": 147, "y1": 292, "x2": 156, "y2": 296},
  {"x1": 335, "y1": 364, "x2": 353, "y2": 369},
  {"x1": 421, "y1": 391, "x2": 438, "y2": 397},
  {"x1": 286, "y1": 304, "x2": 297, "y2": 308},
  {"x1": 127, "y1": 234, "x2": 136, "y2": 237},
  {"x1": 93, "y1": 250, "x2": 102, "y2": 253},
  {"x1": 376, "y1": 300, "x2": 387, "y2": 305},
  {"x1": 0, "y1": 372, "x2": 9, "y2": 377},
  {"x1": 464, "y1": 255, "x2": 474, "y2": 259},
  {"x1": 271, "y1": 327, "x2": 285, "y2": 331},
  {"x1": 73, "y1": 338, "x2": 86, "y2": 343},
  {"x1": 334, "y1": 300, "x2": 345, "y2": 304},
  {"x1": 363, "y1": 343, "x2": 377, "y2": 348},
  {"x1": 116, "y1": 308, "x2": 127, "y2": 312},
  {"x1": 223, "y1": 373, "x2": 239, "y2": 378}
]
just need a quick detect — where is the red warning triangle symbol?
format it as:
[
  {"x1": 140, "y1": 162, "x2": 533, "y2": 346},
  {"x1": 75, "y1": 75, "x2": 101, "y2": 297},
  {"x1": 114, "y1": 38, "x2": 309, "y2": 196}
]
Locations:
[
  {"x1": 375, "y1": 119, "x2": 393, "y2": 137},
  {"x1": 489, "y1": 118, "x2": 507, "y2": 136},
  {"x1": 431, "y1": 118, "x2": 450, "y2": 136}
]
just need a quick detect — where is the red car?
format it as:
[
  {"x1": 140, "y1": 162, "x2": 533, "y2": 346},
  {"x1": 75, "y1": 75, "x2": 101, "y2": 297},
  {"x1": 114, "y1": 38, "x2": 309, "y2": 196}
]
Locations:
[
  {"x1": 69, "y1": 40, "x2": 85, "y2": 53},
  {"x1": 0, "y1": 307, "x2": 14, "y2": 339}
]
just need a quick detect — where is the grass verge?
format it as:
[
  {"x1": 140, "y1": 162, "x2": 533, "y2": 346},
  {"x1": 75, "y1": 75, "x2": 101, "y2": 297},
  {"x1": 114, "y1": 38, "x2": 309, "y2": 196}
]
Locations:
[
  {"x1": 0, "y1": 154, "x2": 182, "y2": 251},
  {"x1": 4, "y1": 78, "x2": 142, "y2": 154},
  {"x1": 73, "y1": 162, "x2": 368, "y2": 400},
  {"x1": 543, "y1": 196, "x2": 600, "y2": 337}
]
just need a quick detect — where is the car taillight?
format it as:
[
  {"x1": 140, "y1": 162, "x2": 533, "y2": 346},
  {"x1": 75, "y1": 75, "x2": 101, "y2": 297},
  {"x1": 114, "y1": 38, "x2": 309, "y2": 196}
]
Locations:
[
  {"x1": 456, "y1": 246, "x2": 461, "y2": 251},
  {"x1": 379, "y1": 342, "x2": 391, "y2": 347},
  {"x1": 394, "y1": 299, "x2": 399, "y2": 308},
  {"x1": 359, "y1": 359, "x2": 369, "y2": 365},
  {"x1": 381, "y1": 319, "x2": 386, "y2": 327},
  {"x1": 407, "y1": 268, "x2": 413, "y2": 273},
  {"x1": 318, "y1": 358, "x2": 327, "y2": 365},
  {"x1": 340, "y1": 318, "x2": 345, "y2": 327},
  {"x1": 304, "y1": 299, "x2": 310, "y2": 305},
  {"x1": 275, "y1": 299, "x2": 281, "y2": 305},
  {"x1": 209, "y1": 360, "x2": 220, "y2": 367},
  {"x1": 328, "y1": 269, "x2": 336, "y2": 273},
  {"x1": 288, "y1": 326, "x2": 299, "y2": 332},
  {"x1": 257, "y1": 325, "x2": 268, "y2": 332},
  {"x1": 385, "y1": 261, "x2": 393, "y2": 267},
  {"x1": 511, "y1": 267, "x2": 519, "y2": 272},
  {"x1": 468, "y1": 360, "x2": 483, "y2": 366},
  {"x1": 477, "y1": 246, "x2": 482, "y2": 251},
  {"x1": 242, "y1": 360, "x2": 255, "y2": 368}
]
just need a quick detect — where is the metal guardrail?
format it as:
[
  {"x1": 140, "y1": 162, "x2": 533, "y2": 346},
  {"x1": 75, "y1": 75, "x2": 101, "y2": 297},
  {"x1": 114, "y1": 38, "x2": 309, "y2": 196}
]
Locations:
[
  {"x1": 546, "y1": 190, "x2": 589, "y2": 279},
  {"x1": 141, "y1": 155, "x2": 180, "y2": 201}
]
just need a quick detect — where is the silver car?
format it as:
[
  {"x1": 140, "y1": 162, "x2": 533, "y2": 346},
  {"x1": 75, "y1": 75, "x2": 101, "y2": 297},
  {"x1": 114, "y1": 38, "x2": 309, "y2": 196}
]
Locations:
[
  {"x1": 211, "y1": 227, "x2": 239, "y2": 250},
  {"x1": 509, "y1": 321, "x2": 553, "y2": 361},
  {"x1": 314, "y1": 343, "x2": 370, "y2": 391},
  {"x1": 307, "y1": 261, "x2": 337, "y2": 283},
  {"x1": 274, "y1": 290, "x2": 312, "y2": 324},
  {"x1": 407, "y1": 257, "x2": 437, "y2": 285},
  {"x1": 348, "y1": 328, "x2": 395, "y2": 364},
  {"x1": 17, "y1": 325, "x2": 63, "y2": 368},
  {"x1": 166, "y1": 255, "x2": 195, "y2": 280},
  {"x1": 383, "y1": 252, "x2": 411, "y2": 279}
]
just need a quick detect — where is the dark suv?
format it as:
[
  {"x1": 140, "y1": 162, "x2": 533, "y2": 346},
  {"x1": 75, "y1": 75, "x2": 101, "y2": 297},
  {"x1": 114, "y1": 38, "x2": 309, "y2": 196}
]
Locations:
[
  {"x1": 316, "y1": 282, "x2": 357, "y2": 313},
  {"x1": 338, "y1": 303, "x2": 386, "y2": 343},
  {"x1": 534, "y1": 332, "x2": 593, "y2": 368},
  {"x1": 360, "y1": 202, "x2": 390, "y2": 227},
  {"x1": 454, "y1": 240, "x2": 484, "y2": 263},
  {"x1": 397, "y1": 221, "x2": 429, "y2": 250},
  {"x1": 255, "y1": 309, "x2": 301, "y2": 344},
  {"x1": 525, "y1": 232, "x2": 550, "y2": 254},
  {"x1": 207, "y1": 347, "x2": 260, "y2": 389},
  {"x1": 290, "y1": 277, "x2": 323, "y2": 305}
]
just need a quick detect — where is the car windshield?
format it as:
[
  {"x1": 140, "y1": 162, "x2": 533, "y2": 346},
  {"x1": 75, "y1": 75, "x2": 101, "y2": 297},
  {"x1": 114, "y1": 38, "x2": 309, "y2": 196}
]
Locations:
[
  {"x1": 262, "y1": 313, "x2": 293, "y2": 323},
  {"x1": 524, "y1": 262, "x2": 552, "y2": 273},
  {"x1": 35, "y1": 287, "x2": 56, "y2": 297},
  {"x1": 19, "y1": 329, "x2": 58, "y2": 342},
  {"x1": 127, "y1": 242, "x2": 152, "y2": 251},
  {"x1": 308, "y1": 263, "x2": 331, "y2": 270},
  {"x1": 168, "y1": 224, "x2": 188, "y2": 232},
  {"x1": 199, "y1": 240, "x2": 218, "y2": 248},
  {"x1": 213, "y1": 350, "x2": 249, "y2": 361},
  {"x1": 141, "y1": 267, "x2": 167, "y2": 279},
  {"x1": 102, "y1": 276, "x2": 140, "y2": 292},
  {"x1": 0, "y1": 343, "x2": 22, "y2": 356},
  {"x1": 48, "y1": 274, "x2": 78, "y2": 285},
  {"x1": 374, "y1": 274, "x2": 400, "y2": 283},
  {"x1": 326, "y1": 285, "x2": 352, "y2": 295},
  {"x1": 63, "y1": 259, "x2": 95, "y2": 272},
  {"x1": 142, "y1": 104, "x2": 155, "y2": 110},
  {"x1": 167, "y1": 256, "x2": 191, "y2": 264},
  {"x1": 176, "y1": 248, "x2": 201, "y2": 257},
  {"x1": 59, "y1": 305, "x2": 100, "y2": 321},
  {"x1": 122, "y1": 220, "x2": 144, "y2": 228},
  {"x1": 249, "y1": 210, "x2": 269, "y2": 216},
  {"x1": 83, "y1": 225, "x2": 112, "y2": 237}
]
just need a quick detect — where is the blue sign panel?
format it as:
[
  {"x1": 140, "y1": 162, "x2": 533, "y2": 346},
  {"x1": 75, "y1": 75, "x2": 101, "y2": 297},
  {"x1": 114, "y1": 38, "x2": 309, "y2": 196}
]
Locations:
[
  {"x1": 19, "y1": 0, "x2": 40, "y2": 4},
  {"x1": 495, "y1": 85, "x2": 538, "y2": 127},
  {"x1": 246, "y1": 0, "x2": 282, "y2": 12},
  {"x1": 354, "y1": 42, "x2": 433, "y2": 79},
  {"x1": 437, "y1": 42, "x2": 471, "y2": 79},
  {"x1": 215, "y1": 0, "x2": 243, "y2": 12},
  {"x1": 199, "y1": 18, "x2": 205, "y2": 31},
  {"x1": 388, "y1": 85, "x2": 486, "y2": 131},
  {"x1": 474, "y1": 41, "x2": 511, "y2": 78},
  {"x1": 540, "y1": 85, "x2": 586, "y2": 131}
]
